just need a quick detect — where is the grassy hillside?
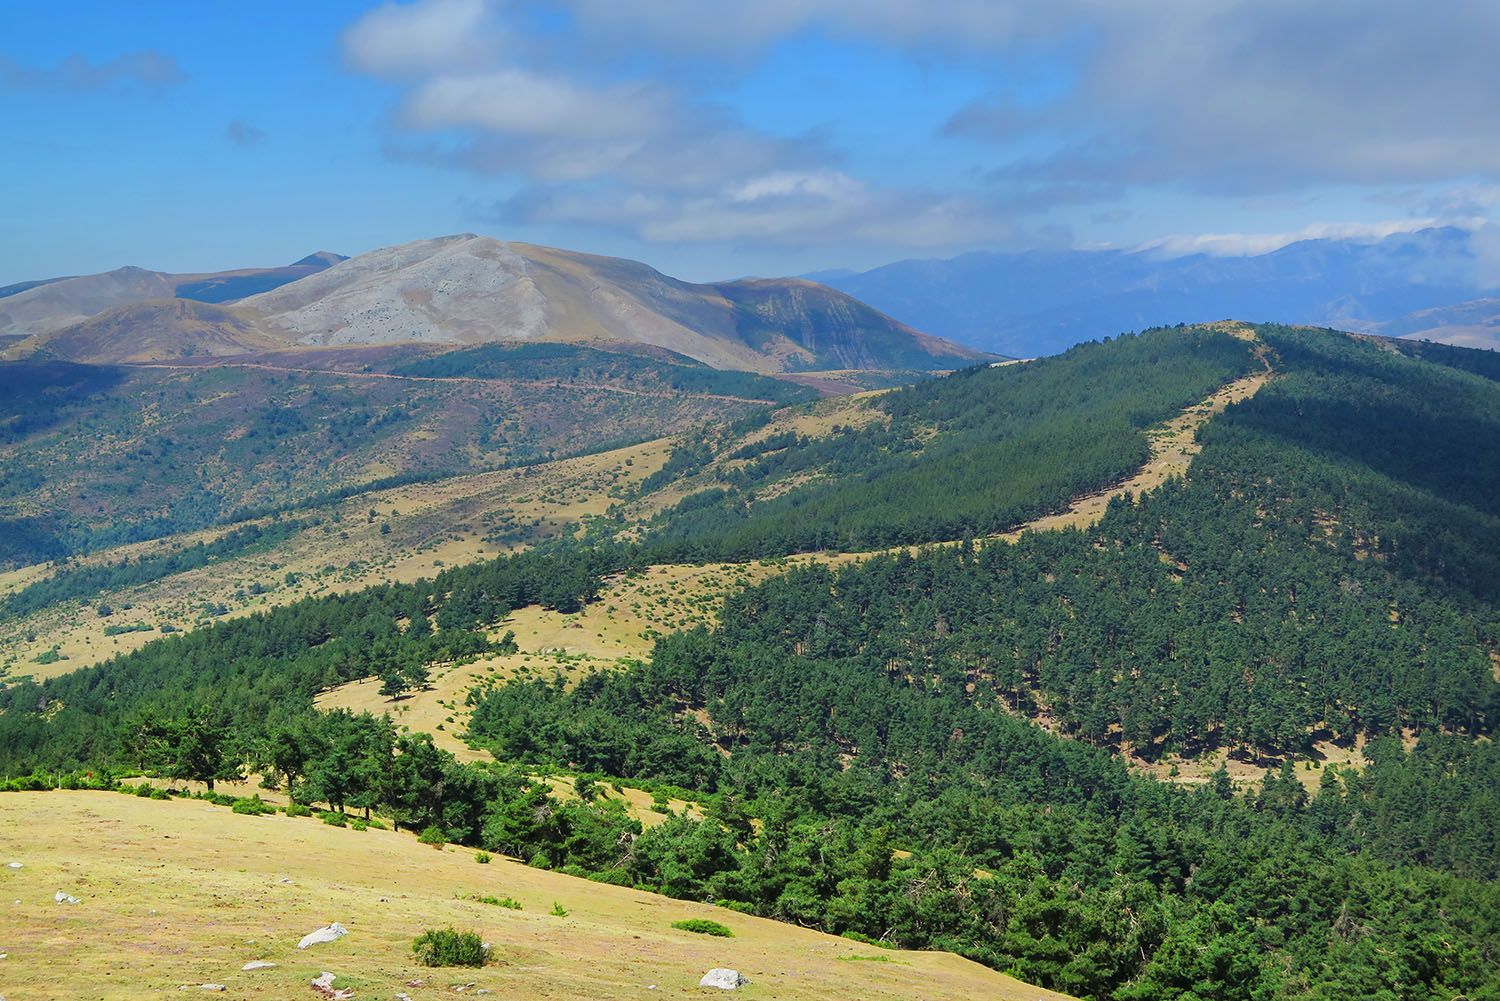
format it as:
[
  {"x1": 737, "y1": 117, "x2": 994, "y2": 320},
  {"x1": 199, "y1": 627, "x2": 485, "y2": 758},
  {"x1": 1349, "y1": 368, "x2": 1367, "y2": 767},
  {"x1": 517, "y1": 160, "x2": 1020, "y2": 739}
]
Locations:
[
  {"x1": 0, "y1": 791, "x2": 1064, "y2": 1000},
  {"x1": 0, "y1": 346, "x2": 787, "y2": 567}
]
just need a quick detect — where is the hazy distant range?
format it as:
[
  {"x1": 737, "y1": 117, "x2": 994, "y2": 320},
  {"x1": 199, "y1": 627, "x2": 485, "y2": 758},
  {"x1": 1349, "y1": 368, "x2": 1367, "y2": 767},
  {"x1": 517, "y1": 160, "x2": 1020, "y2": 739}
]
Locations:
[{"x1": 810, "y1": 226, "x2": 1500, "y2": 358}]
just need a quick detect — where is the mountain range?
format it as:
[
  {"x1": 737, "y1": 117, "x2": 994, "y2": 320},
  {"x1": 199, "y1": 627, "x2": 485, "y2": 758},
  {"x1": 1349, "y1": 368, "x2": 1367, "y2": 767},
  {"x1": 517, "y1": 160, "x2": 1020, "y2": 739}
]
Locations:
[
  {"x1": 812, "y1": 226, "x2": 1500, "y2": 357},
  {"x1": 0, "y1": 235, "x2": 986, "y2": 374}
]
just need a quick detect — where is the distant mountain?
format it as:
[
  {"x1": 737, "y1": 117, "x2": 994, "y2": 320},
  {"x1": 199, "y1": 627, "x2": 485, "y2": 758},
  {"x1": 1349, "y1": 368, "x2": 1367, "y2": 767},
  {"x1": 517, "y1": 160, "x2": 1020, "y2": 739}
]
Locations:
[
  {"x1": 241, "y1": 234, "x2": 988, "y2": 373},
  {"x1": 171, "y1": 252, "x2": 348, "y2": 303},
  {"x1": 3, "y1": 236, "x2": 984, "y2": 373},
  {"x1": 0, "y1": 252, "x2": 345, "y2": 341},
  {"x1": 814, "y1": 227, "x2": 1500, "y2": 358},
  {"x1": 6, "y1": 299, "x2": 281, "y2": 364},
  {"x1": 1379, "y1": 296, "x2": 1500, "y2": 350}
]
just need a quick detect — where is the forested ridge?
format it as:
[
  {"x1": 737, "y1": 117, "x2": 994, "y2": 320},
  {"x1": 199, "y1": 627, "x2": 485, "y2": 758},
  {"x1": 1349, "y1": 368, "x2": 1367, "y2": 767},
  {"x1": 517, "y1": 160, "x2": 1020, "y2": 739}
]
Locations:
[
  {"x1": 639, "y1": 325, "x2": 1256, "y2": 557},
  {"x1": 3, "y1": 324, "x2": 1500, "y2": 1000}
]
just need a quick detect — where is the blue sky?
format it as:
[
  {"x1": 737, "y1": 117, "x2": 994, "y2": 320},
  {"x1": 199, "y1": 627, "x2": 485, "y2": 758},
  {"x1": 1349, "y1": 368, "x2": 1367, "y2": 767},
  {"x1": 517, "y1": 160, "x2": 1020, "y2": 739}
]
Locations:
[{"x1": 5, "y1": 1, "x2": 1500, "y2": 284}]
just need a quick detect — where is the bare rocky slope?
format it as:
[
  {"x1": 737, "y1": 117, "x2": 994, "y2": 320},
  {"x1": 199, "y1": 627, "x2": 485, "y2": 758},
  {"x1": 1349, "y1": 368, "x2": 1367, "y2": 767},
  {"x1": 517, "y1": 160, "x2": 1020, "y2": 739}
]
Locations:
[
  {"x1": 242, "y1": 234, "x2": 989, "y2": 372},
  {"x1": 5, "y1": 235, "x2": 989, "y2": 372}
]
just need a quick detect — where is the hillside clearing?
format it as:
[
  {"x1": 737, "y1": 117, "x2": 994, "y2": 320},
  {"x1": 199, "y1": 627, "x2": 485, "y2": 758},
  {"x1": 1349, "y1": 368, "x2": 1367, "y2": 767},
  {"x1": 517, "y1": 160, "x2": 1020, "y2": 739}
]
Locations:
[{"x1": 0, "y1": 791, "x2": 1072, "y2": 1001}]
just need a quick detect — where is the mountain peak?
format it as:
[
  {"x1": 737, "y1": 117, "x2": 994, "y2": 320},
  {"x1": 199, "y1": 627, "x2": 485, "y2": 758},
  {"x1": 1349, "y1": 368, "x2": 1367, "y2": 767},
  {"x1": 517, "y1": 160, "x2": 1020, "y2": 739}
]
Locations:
[
  {"x1": 291, "y1": 251, "x2": 348, "y2": 269},
  {"x1": 240, "y1": 235, "x2": 990, "y2": 373}
]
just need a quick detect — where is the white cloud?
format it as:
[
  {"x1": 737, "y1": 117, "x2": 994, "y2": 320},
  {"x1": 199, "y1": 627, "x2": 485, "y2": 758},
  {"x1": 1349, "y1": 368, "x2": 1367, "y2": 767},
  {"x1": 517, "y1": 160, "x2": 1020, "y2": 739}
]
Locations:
[
  {"x1": 402, "y1": 69, "x2": 672, "y2": 140},
  {"x1": 494, "y1": 171, "x2": 1011, "y2": 249},
  {"x1": 342, "y1": 0, "x2": 501, "y2": 76},
  {"x1": 1138, "y1": 218, "x2": 1453, "y2": 258},
  {"x1": 342, "y1": 0, "x2": 1500, "y2": 258}
]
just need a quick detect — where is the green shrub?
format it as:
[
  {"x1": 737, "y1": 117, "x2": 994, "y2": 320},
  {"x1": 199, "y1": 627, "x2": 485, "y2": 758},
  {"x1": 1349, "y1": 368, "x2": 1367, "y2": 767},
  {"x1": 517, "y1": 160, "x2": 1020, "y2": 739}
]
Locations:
[
  {"x1": 411, "y1": 927, "x2": 487, "y2": 967},
  {"x1": 231, "y1": 795, "x2": 275, "y2": 816},
  {"x1": 320, "y1": 811, "x2": 348, "y2": 827},
  {"x1": 550, "y1": 901, "x2": 569, "y2": 917},
  {"x1": 133, "y1": 782, "x2": 154, "y2": 797},
  {"x1": 350, "y1": 819, "x2": 368, "y2": 831},
  {"x1": 285, "y1": 803, "x2": 313, "y2": 818},
  {"x1": 671, "y1": 918, "x2": 734, "y2": 937},
  {"x1": 474, "y1": 851, "x2": 491, "y2": 864},
  {"x1": 363, "y1": 817, "x2": 387, "y2": 830},
  {"x1": 417, "y1": 825, "x2": 447, "y2": 847},
  {"x1": 471, "y1": 894, "x2": 522, "y2": 910},
  {"x1": 840, "y1": 930, "x2": 896, "y2": 949},
  {"x1": 148, "y1": 786, "x2": 170, "y2": 800}
]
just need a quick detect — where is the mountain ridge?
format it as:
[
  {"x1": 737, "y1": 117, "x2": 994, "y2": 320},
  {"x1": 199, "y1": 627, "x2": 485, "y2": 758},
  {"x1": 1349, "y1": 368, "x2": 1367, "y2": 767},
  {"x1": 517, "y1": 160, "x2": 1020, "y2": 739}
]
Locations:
[
  {"x1": 813, "y1": 226, "x2": 1500, "y2": 357},
  {"x1": 8, "y1": 234, "x2": 989, "y2": 374}
]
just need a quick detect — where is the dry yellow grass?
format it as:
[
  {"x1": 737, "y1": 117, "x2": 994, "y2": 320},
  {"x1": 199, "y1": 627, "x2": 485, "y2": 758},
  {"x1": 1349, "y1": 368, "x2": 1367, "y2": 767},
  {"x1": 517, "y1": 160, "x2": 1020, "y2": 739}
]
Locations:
[
  {"x1": 315, "y1": 560, "x2": 816, "y2": 765},
  {"x1": 0, "y1": 791, "x2": 1074, "y2": 1001},
  {"x1": 0, "y1": 436, "x2": 676, "y2": 679}
]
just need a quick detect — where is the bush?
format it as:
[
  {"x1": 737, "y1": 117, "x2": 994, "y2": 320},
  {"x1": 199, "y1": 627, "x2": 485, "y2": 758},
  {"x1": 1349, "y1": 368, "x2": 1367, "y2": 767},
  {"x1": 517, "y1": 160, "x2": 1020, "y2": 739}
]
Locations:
[
  {"x1": 671, "y1": 919, "x2": 734, "y2": 937},
  {"x1": 320, "y1": 811, "x2": 348, "y2": 827},
  {"x1": 412, "y1": 927, "x2": 487, "y2": 967},
  {"x1": 231, "y1": 795, "x2": 275, "y2": 816},
  {"x1": 133, "y1": 782, "x2": 155, "y2": 797},
  {"x1": 550, "y1": 901, "x2": 569, "y2": 917},
  {"x1": 284, "y1": 803, "x2": 313, "y2": 818},
  {"x1": 471, "y1": 894, "x2": 522, "y2": 910},
  {"x1": 474, "y1": 851, "x2": 491, "y2": 864},
  {"x1": 417, "y1": 825, "x2": 447, "y2": 847},
  {"x1": 839, "y1": 930, "x2": 896, "y2": 949}
]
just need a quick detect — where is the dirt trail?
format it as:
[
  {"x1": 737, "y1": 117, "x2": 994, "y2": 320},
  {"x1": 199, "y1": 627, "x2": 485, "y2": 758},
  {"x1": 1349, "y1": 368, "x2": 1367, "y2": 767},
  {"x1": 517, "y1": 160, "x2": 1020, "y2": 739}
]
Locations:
[
  {"x1": 996, "y1": 367, "x2": 1269, "y2": 540},
  {"x1": 317, "y1": 341, "x2": 1274, "y2": 760}
]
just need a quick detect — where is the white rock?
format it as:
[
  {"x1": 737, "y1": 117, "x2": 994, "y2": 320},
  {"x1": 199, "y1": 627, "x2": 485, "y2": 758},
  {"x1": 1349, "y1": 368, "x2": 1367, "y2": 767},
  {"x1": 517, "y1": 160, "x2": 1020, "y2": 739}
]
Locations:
[
  {"x1": 298, "y1": 922, "x2": 349, "y2": 949},
  {"x1": 242, "y1": 960, "x2": 277, "y2": 970},
  {"x1": 5, "y1": 862, "x2": 20, "y2": 869},
  {"x1": 699, "y1": 969, "x2": 749, "y2": 990},
  {"x1": 311, "y1": 971, "x2": 355, "y2": 999},
  {"x1": 196, "y1": 986, "x2": 225, "y2": 993},
  {"x1": 54, "y1": 891, "x2": 80, "y2": 905}
]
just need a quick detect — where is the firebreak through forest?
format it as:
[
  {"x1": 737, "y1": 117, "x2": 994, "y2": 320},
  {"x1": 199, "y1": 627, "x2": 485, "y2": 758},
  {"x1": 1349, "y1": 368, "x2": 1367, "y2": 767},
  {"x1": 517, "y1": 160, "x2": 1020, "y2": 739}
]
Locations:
[{"x1": 2, "y1": 325, "x2": 1498, "y2": 1000}]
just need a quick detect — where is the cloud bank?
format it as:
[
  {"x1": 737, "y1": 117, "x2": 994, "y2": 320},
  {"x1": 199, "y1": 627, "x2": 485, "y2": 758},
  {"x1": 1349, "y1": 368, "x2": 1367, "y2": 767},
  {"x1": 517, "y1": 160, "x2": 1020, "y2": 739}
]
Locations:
[{"x1": 341, "y1": 0, "x2": 1500, "y2": 259}]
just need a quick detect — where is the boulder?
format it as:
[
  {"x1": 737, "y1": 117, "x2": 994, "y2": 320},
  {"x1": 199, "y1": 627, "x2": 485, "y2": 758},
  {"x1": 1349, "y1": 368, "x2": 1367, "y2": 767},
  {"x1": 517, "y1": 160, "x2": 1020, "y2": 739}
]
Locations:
[
  {"x1": 54, "y1": 891, "x2": 80, "y2": 905},
  {"x1": 699, "y1": 969, "x2": 749, "y2": 990},
  {"x1": 298, "y1": 922, "x2": 349, "y2": 949},
  {"x1": 310, "y1": 971, "x2": 354, "y2": 999},
  {"x1": 242, "y1": 960, "x2": 277, "y2": 971}
]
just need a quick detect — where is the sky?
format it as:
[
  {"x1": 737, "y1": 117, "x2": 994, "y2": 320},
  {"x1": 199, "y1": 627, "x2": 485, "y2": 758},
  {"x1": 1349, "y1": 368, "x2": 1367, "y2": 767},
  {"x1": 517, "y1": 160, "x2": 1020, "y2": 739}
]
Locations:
[{"x1": 5, "y1": 1, "x2": 1500, "y2": 285}]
